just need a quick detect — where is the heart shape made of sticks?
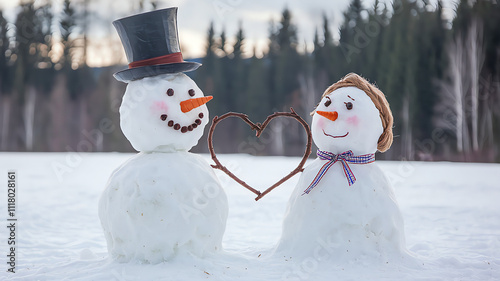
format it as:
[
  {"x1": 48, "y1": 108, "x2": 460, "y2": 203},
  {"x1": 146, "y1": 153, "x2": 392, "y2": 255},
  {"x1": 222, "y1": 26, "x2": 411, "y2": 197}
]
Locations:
[{"x1": 208, "y1": 108, "x2": 312, "y2": 201}]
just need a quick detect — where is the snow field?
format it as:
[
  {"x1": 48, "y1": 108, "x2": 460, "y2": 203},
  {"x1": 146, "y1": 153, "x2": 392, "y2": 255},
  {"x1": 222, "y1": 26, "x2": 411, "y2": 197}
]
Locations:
[{"x1": 0, "y1": 152, "x2": 499, "y2": 280}]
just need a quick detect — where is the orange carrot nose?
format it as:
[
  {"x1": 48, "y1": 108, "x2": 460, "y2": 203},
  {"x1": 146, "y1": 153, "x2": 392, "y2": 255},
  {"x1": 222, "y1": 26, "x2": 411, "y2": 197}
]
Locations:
[
  {"x1": 316, "y1": 110, "x2": 338, "y2": 121},
  {"x1": 180, "y1": 96, "x2": 213, "y2": 113}
]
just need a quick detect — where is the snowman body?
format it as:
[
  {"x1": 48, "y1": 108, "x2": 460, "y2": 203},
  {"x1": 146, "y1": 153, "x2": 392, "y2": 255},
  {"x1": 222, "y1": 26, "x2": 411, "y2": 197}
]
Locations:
[
  {"x1": 98, "y1": 73, "x2": 228, "y2": 263},
  {"x1": 277, "y1": 84, "x2": 406, "y2": 261},
  {"x1": 278, "y1": 160, "x2": 405, "y2": 260},
  {"x1": 99, "y1": 152, "x2": 227, "y2": 263}
]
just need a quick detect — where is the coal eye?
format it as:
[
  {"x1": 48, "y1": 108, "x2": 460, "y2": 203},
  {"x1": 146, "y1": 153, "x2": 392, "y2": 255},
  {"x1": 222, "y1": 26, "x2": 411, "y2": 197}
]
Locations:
[
  {"x1": 324, "y1": 97, "x2": 331, "y2": 107},
  {"x1": 188, "y1": 89, "x2": 195, "y2": 97},
  {"x1": 167, "y1": 88, "x2": 174, "y2": 96},
  {"x1": 345, "y1": 102, "x2": 353, "y2": 110}
]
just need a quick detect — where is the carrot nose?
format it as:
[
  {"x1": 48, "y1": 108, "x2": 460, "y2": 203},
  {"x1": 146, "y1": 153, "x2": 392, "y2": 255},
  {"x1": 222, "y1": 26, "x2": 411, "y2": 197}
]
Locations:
[
  {"x1": 180, "y1": 96, "x2": 213, "y2": 113},
  {"x1": 316, "y1": 110, "x2": 338, "y2": 121}
]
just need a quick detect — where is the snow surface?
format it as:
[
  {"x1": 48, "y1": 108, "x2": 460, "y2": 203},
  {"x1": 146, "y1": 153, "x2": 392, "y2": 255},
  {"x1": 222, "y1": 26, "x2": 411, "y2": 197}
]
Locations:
[{"x1": 1, "y1": 152, "x2": 499, "y2": 280}]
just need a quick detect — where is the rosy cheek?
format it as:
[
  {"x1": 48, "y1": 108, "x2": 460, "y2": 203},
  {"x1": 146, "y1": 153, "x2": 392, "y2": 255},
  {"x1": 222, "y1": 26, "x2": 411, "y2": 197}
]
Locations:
[
  {"x1": 316, "y1": 117, "x2": 325, "y2": 130},
  {"x1": 151, "y1": 101, "x2": 169, "y2": 113},
  {"x1": 346, "y1": 116, "x2": 359, "y2": 127}
]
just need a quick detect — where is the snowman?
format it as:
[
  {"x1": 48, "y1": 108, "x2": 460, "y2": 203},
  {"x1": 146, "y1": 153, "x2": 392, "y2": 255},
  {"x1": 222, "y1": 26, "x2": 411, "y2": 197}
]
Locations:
[
  {"x1": 98, "y1": 8, "x2": 228, "y2": 263},
  {"x1": 277, "y1": 73, "x2": 407, "y2": 262}
]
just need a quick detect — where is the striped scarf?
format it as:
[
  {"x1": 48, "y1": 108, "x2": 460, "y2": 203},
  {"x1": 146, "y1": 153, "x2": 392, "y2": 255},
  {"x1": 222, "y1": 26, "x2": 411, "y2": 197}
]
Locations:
[{"x1": 302, "y1": 150, "x2": 375, "y2": 195}]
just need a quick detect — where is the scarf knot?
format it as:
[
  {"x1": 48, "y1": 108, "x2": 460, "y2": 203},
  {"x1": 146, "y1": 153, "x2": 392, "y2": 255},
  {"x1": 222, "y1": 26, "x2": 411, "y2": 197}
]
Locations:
[{"x1": 302, "y1": 150, "x2": 375, "y2": 195}]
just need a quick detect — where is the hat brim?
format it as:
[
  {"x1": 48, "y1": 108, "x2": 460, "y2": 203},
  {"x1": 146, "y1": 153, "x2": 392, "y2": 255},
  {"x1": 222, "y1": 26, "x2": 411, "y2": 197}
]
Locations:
[{"x1": 113, "y1": 61, "x2": 201, "y2": 82}]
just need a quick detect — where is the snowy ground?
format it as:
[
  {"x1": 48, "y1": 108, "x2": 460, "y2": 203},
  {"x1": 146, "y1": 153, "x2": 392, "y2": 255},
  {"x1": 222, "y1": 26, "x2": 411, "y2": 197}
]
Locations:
[{"x1": 1, "y1": 152, "x2": 499, "y2": 280}]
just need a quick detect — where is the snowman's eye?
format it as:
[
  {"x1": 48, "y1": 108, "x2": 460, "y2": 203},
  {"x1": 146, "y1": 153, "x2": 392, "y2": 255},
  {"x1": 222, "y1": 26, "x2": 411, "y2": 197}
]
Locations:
[
  {"x1": 188, "y1": 89, "x2": 195, "y2": 97},
  {"x1": 167, "y1": 88, "x2": 174, "y2": 96},
  {"x1": 324, "y1": 97, "x2": 331, "y2": 107},
  {"x1": 345, "y1": 102, "x2": 353, "y2": 110}
]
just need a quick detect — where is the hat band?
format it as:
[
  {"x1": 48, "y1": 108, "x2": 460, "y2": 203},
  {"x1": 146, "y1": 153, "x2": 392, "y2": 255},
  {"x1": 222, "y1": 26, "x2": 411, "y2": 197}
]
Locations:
[{"x1": 128, "y1": 52, "x2": 183, "y2": 69}]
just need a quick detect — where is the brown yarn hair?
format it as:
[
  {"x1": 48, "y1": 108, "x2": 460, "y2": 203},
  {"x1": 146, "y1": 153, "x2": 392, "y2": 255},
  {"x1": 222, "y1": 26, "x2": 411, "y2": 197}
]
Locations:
[{"x1": 312, "y1": 73, "x2": 394, "y2": 152}]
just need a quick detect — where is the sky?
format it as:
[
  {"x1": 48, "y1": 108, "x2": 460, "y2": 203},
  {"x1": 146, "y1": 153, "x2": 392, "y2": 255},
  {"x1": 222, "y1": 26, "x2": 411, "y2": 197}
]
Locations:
[{"x1": 0, "y1": 0, "x2": 457, "y2": 67}]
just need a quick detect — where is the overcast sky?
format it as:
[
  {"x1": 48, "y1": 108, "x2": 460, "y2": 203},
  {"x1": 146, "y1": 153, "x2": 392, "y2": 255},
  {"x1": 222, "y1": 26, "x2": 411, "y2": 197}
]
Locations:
[{"x1": 0, "y1": 0, "x2": 457, "y2": 67}]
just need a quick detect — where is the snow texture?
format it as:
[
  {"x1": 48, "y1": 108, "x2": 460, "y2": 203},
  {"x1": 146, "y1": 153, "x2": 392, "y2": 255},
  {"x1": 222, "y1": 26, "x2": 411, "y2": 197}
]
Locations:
[{"x1": 1, "y1": 153, "x2": 499, "y2": 280}]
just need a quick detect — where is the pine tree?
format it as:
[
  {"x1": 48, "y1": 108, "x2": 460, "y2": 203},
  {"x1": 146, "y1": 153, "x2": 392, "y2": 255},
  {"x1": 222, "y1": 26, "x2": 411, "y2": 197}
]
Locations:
[
  {"x1": 364, "y1": 0, "x2": 385, "y2": 80},
  {"x1": 206, "y1": 21, "x2": 217, "y2": 57},
  {"x1": 0, "y1": 10, "x2": 11, "y2": 95},
  {"x1": 266, "y1": 19, "x2": 279, "y2": 109},
  {"x1": 246, "y1": 50, "x2": 270, "y2": 121},
  {"x1": 312, "y1": 15, "x2": 335, "y2": 96},
  {"x1": 33, "y1": 1, "x2": 53, "y2": 68},
  {"x1": 32, "y1": 1, "x2": 55, "y2": 95},
  {"x1": 195, "y1": 22, "x2": 224, "y2": 116},
  {"x1": 269, "y1": 8, "x2": 305, "y2": 154},
  {"x1": 60, "y1": 0, "x2": 76, "y2": 71},
  {"x1": 374, "y1": 2, "x2": 392, "y2": 94},
  {"x1": 378, "y1": 0, "x2": 420, "y2": 159},
  {"x1": 413, "y1": 0, "x2": 447, "y2": 147},
  {"x1": 276, "y1": 8, "x2": 298, "y2": 51},
  {"x1": 270, "y1": 8, "x2": 300, "y2": 110},
  {"x1": 322, "y1": 13, "x2": 333, "y2": 49},
  {"x1": 339, "y1": 0, "x2": 366, "y2": 72},
  {"x1": 217, "y1": 28, "x2": 231, "y2": 112},
  {"x1": 313, "y1": 28, "x2": 320, "y2": 54},
  {"x1": 233, "y1": 24, "x2": 244, "y2": 59},
  {"x1": 317, "y1": 14, "x2": 334, "y2": 71},
  {"x1": 312, "y1": 27, "x2": 322, "y2": 74},
  {"x1": 232, "y1": 24, "x2": 246, "y2": 111},
  {"x1": 219, "y1": 29, "x2": 227, "y2": 56}
]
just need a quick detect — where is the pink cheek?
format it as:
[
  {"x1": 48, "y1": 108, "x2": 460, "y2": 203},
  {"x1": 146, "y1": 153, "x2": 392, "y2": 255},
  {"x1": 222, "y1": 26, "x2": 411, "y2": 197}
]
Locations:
[
  {"x1": 316, "y1": 118, "x2": 325, "y2": 130},
  {"x1": 346, "y1": 116, "x2": 359, "y2": 127},
  {"x1": 151, "y1": 101, "x2": 169, "y2": 113}
]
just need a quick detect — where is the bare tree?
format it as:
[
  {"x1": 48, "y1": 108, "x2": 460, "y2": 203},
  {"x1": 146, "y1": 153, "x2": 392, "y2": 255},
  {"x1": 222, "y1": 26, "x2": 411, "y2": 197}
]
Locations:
[
  {"x1": 467, "y1": 19, "x2": 484, "y2": 152},
  {"x1": 436, "y1": 18, "x2": 485, "y2": 157}
]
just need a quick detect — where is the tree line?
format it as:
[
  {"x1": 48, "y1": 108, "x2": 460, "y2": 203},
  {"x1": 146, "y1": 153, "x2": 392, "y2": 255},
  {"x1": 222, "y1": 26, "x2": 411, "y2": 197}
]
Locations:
[
  {"x1": 196, "y1": 0, "x2": 500, "y2": 162},
  {"x1": 0, "y1": 0, "x2": 499, "y2": 162}
]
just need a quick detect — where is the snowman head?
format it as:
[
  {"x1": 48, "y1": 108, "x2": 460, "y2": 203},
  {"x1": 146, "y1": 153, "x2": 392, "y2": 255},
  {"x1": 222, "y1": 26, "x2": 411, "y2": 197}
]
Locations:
[
  {"x1": 311, "y1": 73, "x2": 393, "y2": 155},
  {"x1": 120, "y1": 73, "x2": 211, "y2": 152}
]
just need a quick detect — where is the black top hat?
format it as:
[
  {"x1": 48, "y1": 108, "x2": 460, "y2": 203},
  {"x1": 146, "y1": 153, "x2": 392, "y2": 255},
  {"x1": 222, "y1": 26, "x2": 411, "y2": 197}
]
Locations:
[{"x1": 113, "y1": 7, "x2": 201, "y2": 82}]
